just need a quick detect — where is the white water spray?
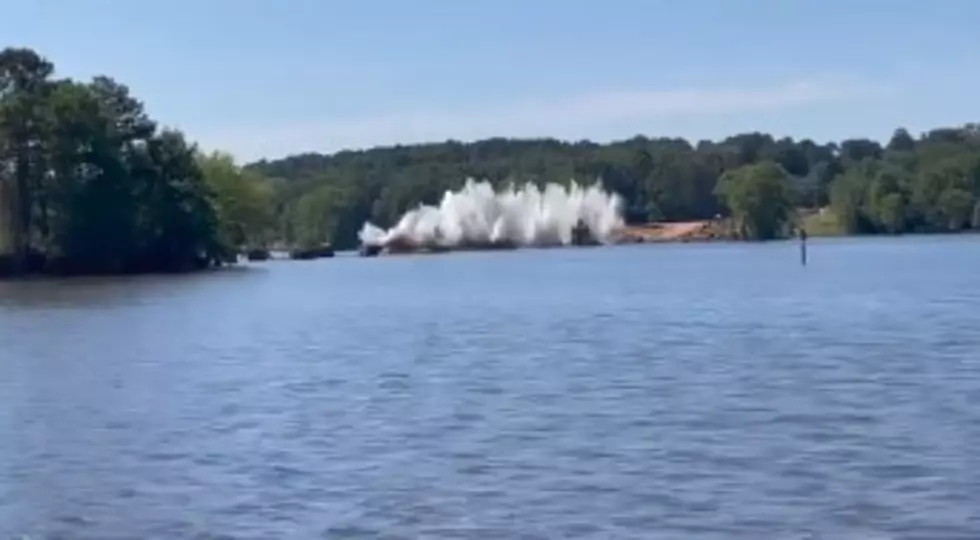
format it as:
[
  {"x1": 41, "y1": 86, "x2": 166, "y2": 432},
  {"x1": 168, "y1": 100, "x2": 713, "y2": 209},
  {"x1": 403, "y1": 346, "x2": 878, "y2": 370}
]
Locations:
[{"x1": 358, "y1": 179, "x2": 625, "y2": 252}]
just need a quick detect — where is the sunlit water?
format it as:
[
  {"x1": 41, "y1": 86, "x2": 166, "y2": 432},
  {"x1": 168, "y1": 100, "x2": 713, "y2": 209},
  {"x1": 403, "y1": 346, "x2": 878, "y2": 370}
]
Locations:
[{"x1": 2, "y1": 236, "x2": 980, "y2": 539}]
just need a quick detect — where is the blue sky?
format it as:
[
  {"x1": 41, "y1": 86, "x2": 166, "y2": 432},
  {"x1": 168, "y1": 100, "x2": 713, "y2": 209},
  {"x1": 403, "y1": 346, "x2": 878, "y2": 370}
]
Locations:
[{"x1": 3, "y1": 0, "x2": 979, "y2": 161}]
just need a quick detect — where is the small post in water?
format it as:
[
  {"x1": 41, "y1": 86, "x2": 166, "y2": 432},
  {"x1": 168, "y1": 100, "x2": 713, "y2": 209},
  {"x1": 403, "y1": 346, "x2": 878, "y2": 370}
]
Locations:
[{"x1": 799, "y1": 226, "x2": 808, "y2": 266}]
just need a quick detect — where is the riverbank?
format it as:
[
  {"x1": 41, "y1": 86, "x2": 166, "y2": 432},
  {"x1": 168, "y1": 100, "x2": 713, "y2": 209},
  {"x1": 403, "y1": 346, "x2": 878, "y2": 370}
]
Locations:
[
  {"x1": 800, "y1": 208, "x2": 846, "y2": 237},
  {"x1": 617, "y1": 220, "x2": 732, "y2": 243},
  {"x1": 618, "y1": 208, "x2": 848, "y2": 244},
  {"x1": 0, "y1": 244, "x2": 339, "y2": 279},
  {"x1": 0, "y1": 252, "x2": 226, "y2": 280}
]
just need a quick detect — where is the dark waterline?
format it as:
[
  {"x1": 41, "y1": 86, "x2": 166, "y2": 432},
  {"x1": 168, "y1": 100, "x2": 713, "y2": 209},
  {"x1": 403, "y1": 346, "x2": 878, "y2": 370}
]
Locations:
[{"x1": 2, "y1": 236, "x2": 980, "y2": 539}]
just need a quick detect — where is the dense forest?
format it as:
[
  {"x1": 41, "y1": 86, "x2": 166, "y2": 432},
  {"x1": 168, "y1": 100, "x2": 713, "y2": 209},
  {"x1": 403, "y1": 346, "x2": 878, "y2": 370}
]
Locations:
[
  {"x1": 3, "y1": 46, "x2": 980, "y2": 276},
  {"x1": 0, "y1": 48, "x2": 272, "y2": 275},
  {"x1": 250, "y1": 123, "x2": 980, "y2": 250}
]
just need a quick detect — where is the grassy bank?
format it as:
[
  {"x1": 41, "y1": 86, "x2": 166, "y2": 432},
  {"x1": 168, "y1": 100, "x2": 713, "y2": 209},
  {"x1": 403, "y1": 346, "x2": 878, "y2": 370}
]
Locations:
[{"x1": 800, "y1": 208, "x2": 846, "y2": 237}]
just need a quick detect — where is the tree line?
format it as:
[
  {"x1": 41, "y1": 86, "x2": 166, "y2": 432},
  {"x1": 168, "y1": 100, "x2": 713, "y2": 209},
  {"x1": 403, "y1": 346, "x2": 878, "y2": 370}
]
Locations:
[
  {"x1": 4, "y1": 46, "x2": 979, "y2": 276},
  {"x1": 0, "y1": 48, "x2": 273, "y2": 276},
  {"x1": 250, "y1": 123, "x2": 980, "y2": 248}
]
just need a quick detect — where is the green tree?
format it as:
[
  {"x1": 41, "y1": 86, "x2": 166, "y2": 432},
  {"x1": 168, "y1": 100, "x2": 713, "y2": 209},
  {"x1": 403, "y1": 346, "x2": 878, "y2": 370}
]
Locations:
[
  {"x1": 199, "y1": 151, "x2": 275, "y2": 251},
  {"x1": 1, "y1": 47, "x2": 227, "y2": 276},
  {"x1": 0, "y1": 177, "x2": 10, "y2": 253},
  {"x1": 714, "y1": 161, "x2": 796, "y2": 240},
  {"x1": 829, "y1": 171, "x2": 865, "y2": 234},
  {"x1": 867, "y1": 168, "x2": 910, "y2": 233},
  {"x1": 875, "y1": 193, "x2": 906, "y2": 234},
  {"x1": 0, "y1": 47, "x2": 55, "y2": 269},
  {"x1": 886, "y1": 128, "x2": 916, "y2": 153},
  {"x1": 291, "y1": 183, "x2": 348, "y2": 248},
  {"x1": 937, "y1": 188, "x2": 974, "y2": 230}
]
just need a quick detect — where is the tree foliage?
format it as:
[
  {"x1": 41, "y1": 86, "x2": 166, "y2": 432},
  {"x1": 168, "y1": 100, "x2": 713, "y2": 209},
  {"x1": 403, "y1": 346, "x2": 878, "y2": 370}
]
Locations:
[
  {"x1": 828, "y1": 127, "x2": 980, "y2": 234},
  {"x1": 0, "y1": 47, "x2": 235, "y2": 275},
  {"x1": 249, "y1": 125, "x2": 980, "y2": 249},
  {"x1": 198, "y1": 151, "x2": 275, "y2": 251},
  {"x1": 715, "y1": 161, "x2": 796, "y2": 240}
]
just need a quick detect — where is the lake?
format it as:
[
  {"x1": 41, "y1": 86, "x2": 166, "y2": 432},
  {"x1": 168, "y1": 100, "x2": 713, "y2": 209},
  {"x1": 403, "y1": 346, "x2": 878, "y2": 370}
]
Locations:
[{"x1": 2, "y1": 235, "x2": 979, "y2": 539}]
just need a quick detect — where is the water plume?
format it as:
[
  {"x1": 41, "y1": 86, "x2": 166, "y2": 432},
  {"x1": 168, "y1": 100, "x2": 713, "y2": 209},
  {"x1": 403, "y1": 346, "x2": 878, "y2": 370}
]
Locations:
[{"x1": 358, "y1": 179, "x2": 625, "y2": 252}]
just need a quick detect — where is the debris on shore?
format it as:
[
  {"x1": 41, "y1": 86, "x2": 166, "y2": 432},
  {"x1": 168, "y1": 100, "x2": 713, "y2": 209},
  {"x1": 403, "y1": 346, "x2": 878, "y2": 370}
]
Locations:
[
  {"x1": 289, "y1": 244, "x2": 335, "y2": 260},
  {"x1": 616, "y1": 220, "x2": 729, "y2": 243}
]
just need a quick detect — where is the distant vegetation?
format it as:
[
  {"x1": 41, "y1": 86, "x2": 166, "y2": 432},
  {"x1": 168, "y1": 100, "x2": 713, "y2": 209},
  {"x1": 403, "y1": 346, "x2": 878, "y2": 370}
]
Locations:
[
  {"x1": 250, "y1": 122, "x2": 980, "y2": 247},
  {"x1": 3, "y1": 46, "x2": 979, "y2": 276}
]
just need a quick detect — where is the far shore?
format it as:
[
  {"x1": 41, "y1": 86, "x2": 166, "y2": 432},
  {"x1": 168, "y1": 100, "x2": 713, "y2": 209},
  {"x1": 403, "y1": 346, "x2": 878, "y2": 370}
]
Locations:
[
  {"x1": 6, "y1": 214, "x2": 978, "y2": 278},
  {"x1": 618, "y1": 221, "x2": 724, "y2": 243}
]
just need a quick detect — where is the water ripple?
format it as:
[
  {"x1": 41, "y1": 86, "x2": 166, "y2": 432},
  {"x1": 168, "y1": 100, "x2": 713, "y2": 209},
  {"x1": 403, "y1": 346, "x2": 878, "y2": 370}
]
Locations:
[{"x1": 2, "y1": 236, "x2": 980, "y2": 538}]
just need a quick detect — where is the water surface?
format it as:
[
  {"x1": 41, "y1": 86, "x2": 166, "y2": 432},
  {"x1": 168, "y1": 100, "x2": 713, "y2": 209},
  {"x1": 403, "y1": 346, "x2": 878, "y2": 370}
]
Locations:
[{"x1": 2, "y1": 236, "x2": 980, "y2": 539}]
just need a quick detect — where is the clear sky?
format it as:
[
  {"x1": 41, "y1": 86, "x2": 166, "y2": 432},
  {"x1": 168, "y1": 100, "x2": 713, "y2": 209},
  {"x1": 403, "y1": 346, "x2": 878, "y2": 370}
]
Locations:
[{"x1": 3, "y1": 0, "x2": 978, "y2": 162}]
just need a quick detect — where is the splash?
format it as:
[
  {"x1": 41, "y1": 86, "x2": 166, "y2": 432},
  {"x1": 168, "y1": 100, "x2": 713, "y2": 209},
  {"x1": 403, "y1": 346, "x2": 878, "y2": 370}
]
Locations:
[{"x1": 358, "y1": 179, "x2": 625, "y2": 253}]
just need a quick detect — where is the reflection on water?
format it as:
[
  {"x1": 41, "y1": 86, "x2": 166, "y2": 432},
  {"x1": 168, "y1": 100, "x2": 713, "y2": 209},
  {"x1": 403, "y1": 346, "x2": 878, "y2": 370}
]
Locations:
[{"x1": 2, "y1": 236, "x2": 980, "y2": 539}]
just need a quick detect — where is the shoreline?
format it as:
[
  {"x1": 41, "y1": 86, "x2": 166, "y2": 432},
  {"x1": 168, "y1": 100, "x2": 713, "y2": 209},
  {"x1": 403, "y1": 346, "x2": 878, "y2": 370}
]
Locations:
[
  {"x1": 4, "y1": 228, "x2": 977, "y2": 278},
  {"x1": 616, "y1": 221, "x2": 729, "y2": 244}
]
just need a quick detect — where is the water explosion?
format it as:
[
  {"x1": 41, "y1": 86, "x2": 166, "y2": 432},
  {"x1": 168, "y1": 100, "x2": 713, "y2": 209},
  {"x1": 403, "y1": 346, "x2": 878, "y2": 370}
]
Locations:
[{"x1": 358, "y1": 179, "x2": 625, "y2": 254}]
